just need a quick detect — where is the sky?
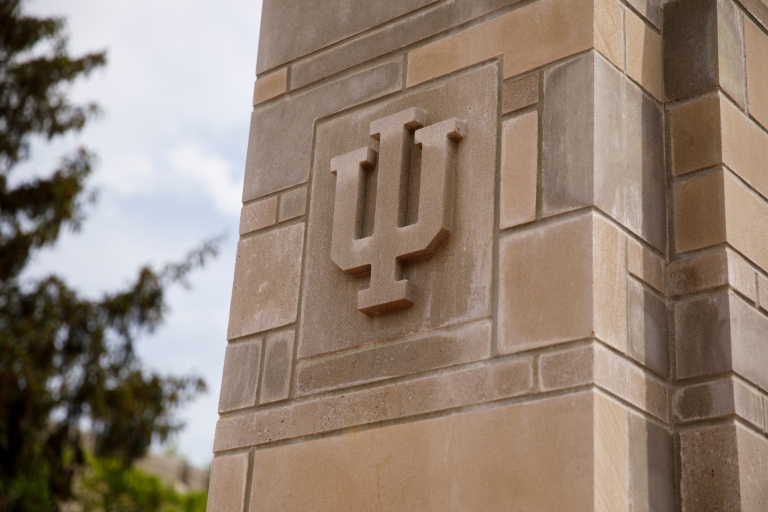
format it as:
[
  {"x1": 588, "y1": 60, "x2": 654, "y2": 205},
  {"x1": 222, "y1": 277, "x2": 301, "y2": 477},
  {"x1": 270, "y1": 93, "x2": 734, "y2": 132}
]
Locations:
[{"x1": 21, "y1": 0, "x2": 264, "y2": 467}]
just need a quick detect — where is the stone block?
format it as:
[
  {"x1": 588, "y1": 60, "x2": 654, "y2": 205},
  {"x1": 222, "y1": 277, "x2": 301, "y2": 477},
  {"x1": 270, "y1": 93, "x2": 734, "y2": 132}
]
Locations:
[
  {"x1": 625, "y1": 0, "x2": 661, "y2": 28},
  {"x1": 736, "y1": 424, "x2": 768, "y2": 510},
  {"x1": 243, "y1": 59, "x2": 403, "y2": 201},
  {"x1": 628, "y1": 238, "x2": 664, "y2": 293},
  {"x1": 673, "y1": 377, "x2": 764, "y2": 429},
  {"x1": 628, "y1": 278, "x2": 669, "y2": 377},
  {"x1": 500, "y1": 111, "x2": 538, "y2": 229},
  {"x1": 227, "y1": 223, "x2": 304, "y2": 339},
  {"x1": 207, "y1": 452, "x2": 249, "y2": 512},
  {"x1": 727, "y1": 248, "x2": 758, "y2": 302},
  {"x1": 256, "y1": 0, "x2": 437, "y2": 73},
  {"x1": 239, "y1": 197, "x2": 276, "y2": 235},
  {"x1": 406, "y1": 0, "x2": 623, "y2": 87},
  {"x1": 502, "y1": 73, "x2": 540, "y2": 114},
  {"x1": 538, "y1": 344, "x2": 594, "y2": 392},
  {"x1": 669, "y1": 94, "x2": 723, "y2": 176},
  {"x1": 296, "y1": 321, "x2": 491, "y2": 396},
  {"x1": 542, "y1": 53, "x2": 665, "y2": 250},
  {"x1": 729, "y1": 294, "x2": 768, "y2": 390},
  {"x1": 499, "y1": 212, "x2": 627, "y2": 355},
  {"x1": 625, "y1": 9, "x2": 662, "y2": 100},
  {"x1": 720, "y1": 96, "x2": 768, "y2": 199},
  {"x1": 278, "y1": 187, "x2": 307, "y2": 222},
  {"x1": 667, "y1": 249, "x2": 728, "y2": 297},
  {"x1": 680, "y1": 423, "x2": 741, "y2": 511},
  {"x1": 218, "y1": 339, "x2": 262, "y2": 413},
  {"x1": 246, "y1": 392, "x2": 627, "y2": 512},
  {"x1": 214, "y1": 358, "x2": 534, "y2": 451},
  {"x1": 672, "y1": 169, "x2": 727, "y2": 254},
  {"x1": 722, "y1": 170, "x2": 768, "y2": 273},
  {"x1": 252, "y1": 68, "x2": 286, "y2": 106},
  {"x1": 628, "y1": 413, "x2": 675, "y2": 512},
  {"x1": 663, "y1": 0, "x2": 745, "y2": 105},
  {"x1": 260, "y1": 330, "x2": 294, "y2": 404},
  {"x1": 746, "y1": 18, "x2": 768, "y2": 130},
  {"x1": 298, "y1": 64, "x2": 497, "y2": 358},
  {"x1": 759, "y1": 274, "x2": 768, "y2": 312}
]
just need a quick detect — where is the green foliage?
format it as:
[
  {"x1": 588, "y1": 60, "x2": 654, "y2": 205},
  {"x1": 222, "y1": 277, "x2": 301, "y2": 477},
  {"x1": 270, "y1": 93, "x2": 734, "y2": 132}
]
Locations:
[
  {"x1": 77, "y1": 456, "x2": 207, "y2": 512},
  {"x1": 0, "y1": 1, "x2": 214, "y2": 509}
]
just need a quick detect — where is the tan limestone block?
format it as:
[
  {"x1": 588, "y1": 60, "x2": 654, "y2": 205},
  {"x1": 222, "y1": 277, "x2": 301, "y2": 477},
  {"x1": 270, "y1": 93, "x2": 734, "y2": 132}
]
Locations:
[
  {"x1": 627, "y1": 238, "x2": 664, "y2": 293},
  {"x1": 721, "y1": 96, "x2": 768, "y2": 200},
  {"x1": 759, "y1": 273, "x2": 768, "y2": 311},
  {"x1": 669, "y1": 94, "x2": 723, "y2": 176},
  {"x1": 625, "y1": 0, "x2": 660, "y2": 28},
  {"x1": 673, "y1": 377, "x2": 764, "y2": 429},
  {"x1": 218, "y1": 338, "x2": 262, "y2": 413},
  {"x1": 500, "y1": 111, "x2": 538, "y2": 229},
  {"x1": 239, "y1": 197, "x2": 276, "y2": 235},
  {"x1": 628, "y1": 278, "x2": 669, "y2": 377},
  {"x1": 502, "y1": 73, "x2": 539, "y2": 114},
  {"x1": 539, "y1": 344, "x2": 595, "y2": 391},
  {"x1": 628, "y1": 413, "x2": 675, "y2": 512},
  {"x1": 672, "y1": 169, "x2": 727, "y2": 254},
  {"x1": 593, "y1": 215, "x2": 628, "y2": 352},
  {"x1": 207, "y1": 452, "x2": 249, "y2": 512},
  {"x1": 296, "y1": 321, "x2": 491, "y2": 396},
  {"x1": 277, "y1": 187, "x2": 307, "y2": 221},
  {"x1": 299, "y1": 64, "x2": 497, "y2": 357},
  {"x1": 680, "y1": 423, "x2": 741, "y2": 511},
  {"x1": 723, "y1": 169, "x2": 768, "y2": 272},
  {"x1": 259, "y1": 330, "x2": 294, "y2": 404},
  {"x1": 227, "y1": 223, "x2": 304, "y2": 340},
  {"x1": 247, "y1": 392, "x2": 620, "y2": 512},
  {"x1": 214, "y1": 358, "x2": 534, "y2": 452},
  {"x1": 667, "y1": 249, "x2": 728, "y2": 297},
  {"x1": 674, "y1": 292, "x2": 733, "y2": 380},
  {"x1": 726, "y1": 248, "x2": 758, "y2": 301},
  {"x1": 406, "y1": 0, "x2": 623, "y2": 87},
  {"x1": 252, "y1": 68, "x2": 287, "y2": 106},
  {"x1": 746, "y1": 19, "x2": 768, "y2": 130},
  {"x1": 736, "y1": 423, "x2": 768, "y2": 510},
  {"x1": 625, "y1": 8, "x2": 662, "y2": 100}
]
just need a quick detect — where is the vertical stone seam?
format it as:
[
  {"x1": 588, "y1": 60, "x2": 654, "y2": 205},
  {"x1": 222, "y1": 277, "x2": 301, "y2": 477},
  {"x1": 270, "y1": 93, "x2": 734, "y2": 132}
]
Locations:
[
  {"x1": 535, "y1": 71, "x2": 545, "y2": 221},
  {"x1": 255, "y1": 334, "x2": 267, "y2": 407},
  {"x1": 491, "y1": 57, "x2": 504, "y2": 359},
  {"x1": 242, "y1": 448, "x2": 255, "y2": 512}
]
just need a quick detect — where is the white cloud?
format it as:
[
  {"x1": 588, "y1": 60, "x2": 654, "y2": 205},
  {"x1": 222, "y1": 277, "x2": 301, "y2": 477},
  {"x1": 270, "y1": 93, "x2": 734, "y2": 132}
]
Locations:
[{"x1": 166, "y1": 144, "x2": 242, "y2": 215}]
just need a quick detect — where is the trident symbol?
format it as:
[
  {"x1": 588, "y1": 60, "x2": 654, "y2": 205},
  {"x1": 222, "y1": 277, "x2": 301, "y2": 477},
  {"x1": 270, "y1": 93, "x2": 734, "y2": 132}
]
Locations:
[{"x1": 330, "y1": 108, "x2": 466, "y2": 315}]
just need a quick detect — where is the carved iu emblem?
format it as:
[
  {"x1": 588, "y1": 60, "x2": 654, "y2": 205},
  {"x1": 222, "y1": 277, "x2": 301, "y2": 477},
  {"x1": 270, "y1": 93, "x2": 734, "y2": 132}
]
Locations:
[{"x1": 329, "y1": 108, "x2": 466, "y2": 315}]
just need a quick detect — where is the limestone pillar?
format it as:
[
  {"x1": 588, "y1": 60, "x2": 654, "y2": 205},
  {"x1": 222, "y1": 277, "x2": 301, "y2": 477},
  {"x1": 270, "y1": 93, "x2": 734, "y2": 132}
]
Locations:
[{"x1": 207, "y1": 0, "x2": 768, "y2": 510}]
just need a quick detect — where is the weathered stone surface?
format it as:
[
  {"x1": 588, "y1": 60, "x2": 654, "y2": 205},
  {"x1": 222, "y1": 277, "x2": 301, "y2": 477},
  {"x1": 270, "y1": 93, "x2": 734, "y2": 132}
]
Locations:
[
  {"x1": 746, "y1": 18, "x2": 768, "y2": 130},
  {"x1": 502, "y1": 73, "x2": 540, "y2": 114},
  {"x1": 672, "y1": 170, "x2": 727, "y2": 255},
  {"x1": 500, "y1": 111, "x2": 538, "y2": 229},
  {"x1": 247, "y1": 392, "x2": 627, "y2": 512},
  {"x1": 667, "y1": 247, "x2": 758, "y2": 299},
  {"x1": 406, "y1": 0, "x2": 623, "y2": 87},
  {"x1": 669, "y1": 94, "x2": 723, "y2": 176},
  {"x1": 290, "y1": 0, "x2": 525, "y2": 90},
  {"x1": 628, "y1": 279, "x2": 669, "y2": 377},
  {"x1": 499, "y1": 212, "x2": 627, "y2": 355},
  {"x1": 215, "y1": 357, "x2": 534, "y2": 452},
  {"x1": 759, "y1": 274, "x2": 768, "y2": 312},
  {"x1": 207, "y1": 452, "x2": 249, "y2": 512},
  {"x1": 260, "y1": 330, "x2": 294, "y2": 404},
  {"x1": 727, "y1": 248, "x2": 758, "y2": 301},
  {"x1": 252, "y1": 68, "x2": 286, "y2": 106},
  {"x1": 664, "y1": 0, "x2": 746, "y2": 105},
  {"x1": 278, "y1": 187, "x2": 307, "y2": 222},
  {"x1": 625, "y1": 9, "x2": 662, "y2": 100},
  {"x1": 629, "y1": 413, "x2": 674, "y2": 512},
  {"x1": 228, "y1": 223, "x2": 304, "y2": 339},
  {"x1": 243, "y1": 59, "x2": 403, "y2": 201},
  {"x1": 680, "y1": 423, "x2": 741, "y2": 511},
  {"x1": 538, "y1": 344, "x2": 595, "y2": 391},
  {"x1": 239, "y1": 197, "x2": 276, "y2": 235},
  {"x1": 218, "y1": 339, "x2": 262, "y2": 413},
  {"x1": 625, "y1": 0, "x2": 660, "y2": 27},
  {"x1": 256, "y1": 0, "x2": 437, "y2": 73},
  {"x1": 298, "y1": 64, "x2": 497, "y2": 358},
  {"x1": 722, "y1": 170, "x2": 768, "y2": 273},
  {"x1": 674, "y1": 377, "x2": 765, "y2": 429},
  {"x1": 296, "y1": 321, "x2": 491, "y2": 396},
  {"x1": 737, "y1": 424, "x2": 768, "y2": 510},
  {"x1": 628, "y1": 238, "x2": 664, "y2": 293},
  {"x1": 542, "y1": 53, "x2": 665, "y2": 250}
]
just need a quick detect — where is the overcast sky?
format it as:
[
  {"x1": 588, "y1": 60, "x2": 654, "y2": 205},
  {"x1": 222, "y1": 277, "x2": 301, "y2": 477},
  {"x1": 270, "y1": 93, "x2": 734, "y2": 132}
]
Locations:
[{"x1": 22, "y1": 0, "x2": 263, "y2": 467}]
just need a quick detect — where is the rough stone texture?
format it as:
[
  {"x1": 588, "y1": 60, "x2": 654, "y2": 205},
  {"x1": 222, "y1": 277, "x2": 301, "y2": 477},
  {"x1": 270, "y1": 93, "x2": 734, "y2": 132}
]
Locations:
[
  {"x1": 278, "y1": 187, "x2": 307, "y2": 222},
  {"x1": 669, "y1": 94, "x2": 723, "y2": 176},
  {"x1": 296, "y1": 321, "x2": 491, "y2": 396},
  {"x1": 500, "y1": 111, "x2": 538, "y2": 229},
  {"x1": 667, "y1": 248, "x2": 758, "y2": 299},
  {"x1": 228, "y1": 223, "x2": 304, "y2": 340},
  {"x1": 625, "y1": 9, "x2": 662, "y2": 100},
  {"x1": 499, "y1": 212, "x2": 627, "y2": 355},
  {"x1": 628, "y1": 238, "x2": 665, "y2": 293},
  {"x1": 207, "y1": 452, "x2": 249, "y2": 512},
  {"x1": 663, "y1": 0, "x2": 746, "y2": 106},
  {"x1": 674, "y1": 377, "x2": 765, "y2": 429},
  {"x1": 628, "y1": 278, "x2": 669, "y2": 377},
  {"x1": 746, "y1": 18, "x2": 768, "y2": 130},
  {"x1": 299, "y1": 64, "x2": 497, "y2": 358},
  {"x1": 215, "y1": 357, "x2": 534, "y2": 451},
  {"x1": 502, "y1": 73, "x2": 540, "y2": 114},
  {"x1": 239, "y1": 197, "x2": 276, "y2": 235},
  {"x1": 260, "y1": 330, "x2": 294, "y2": 404},
  {"x1": 628, "y1": 413, "x2": 675, "y2": 512},
  {"x1": 218, "y1": 339, "x2": 262, "y2": 413},
  {"x1": 722, "y1": 170, "x2": 768, "y2": 273},
  {"x1": 720, "y1": 95, "x2": 768, "y2": 199},
  {"x1": 727, "y1": 248, "x2": 758, "y2": 302},
  {"x1": 246, "y1": 392, "x2": 628, "y2": 512},
  {"x1": 737, "y1": 424, "x2": 768, "y2": 511},
  {"x1": 256, "y1": 0, "x2": 437, "y2": 73},
  {"x1": 252, "y1": 68, "x2": 287, "y2": 106},
  {"x1": 406, "y1": 0, "x2": 623, "y2": 87},
  {"x1": 542, "y1": 52, "x2": 665, "y2": 250},
  {"x1": 243, "y1": 59, "x2": 403, "y2": 201},
  {"x1": 680, "y1": 423, "x2": 742, "y2": 511}
]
